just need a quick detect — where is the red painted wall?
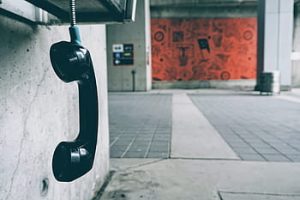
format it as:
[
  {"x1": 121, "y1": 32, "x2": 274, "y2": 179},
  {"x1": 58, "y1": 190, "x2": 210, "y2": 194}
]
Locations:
[{"x1": 151, "y1": 18, "x2": 257, "y2": 81}]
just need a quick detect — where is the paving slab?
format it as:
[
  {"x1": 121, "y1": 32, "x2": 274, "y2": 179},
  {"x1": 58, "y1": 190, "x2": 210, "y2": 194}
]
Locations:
[
  {"x1": 276, "y1": 95, "x2": 300, "y2": 104},
  {"x1": 171, "y1": 93, "x2": 238, "y2": 160},
  {"x1": 108, "y1": 94, "x2": 172, "y2": 158},
  {"x1": 99, "y1": 159, "x2": 300, "y2": 200},
  {"x1": 219, "y1": 192, "x2": 300, "y2": 200},
  {"x1": 189, "y1": 92, "x2": 300, "y2": 162}
]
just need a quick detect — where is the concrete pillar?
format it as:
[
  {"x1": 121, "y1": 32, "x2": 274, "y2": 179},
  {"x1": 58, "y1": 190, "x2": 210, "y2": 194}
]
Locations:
[
  {"x1": 257, "y1": 0, "x2": 294, "y2": 90},
  {"x1": 106, "y1": 0, "x2": 152, "y2": 92}
]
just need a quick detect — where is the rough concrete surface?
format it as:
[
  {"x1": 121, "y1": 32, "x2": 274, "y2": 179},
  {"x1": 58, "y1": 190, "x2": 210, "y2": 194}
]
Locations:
[
  {"x1": 100, "y1": 159, "x2": 300, "y2": 200},
  {"x1": 152, "y1": 80, "x2": 256, "y2": 90},
  {"x1": 0, "y1": 16, "x2": 109, "y2": 200},
  {"x1": 107, "y1": 0, "x2": 152, "y2": 91}
]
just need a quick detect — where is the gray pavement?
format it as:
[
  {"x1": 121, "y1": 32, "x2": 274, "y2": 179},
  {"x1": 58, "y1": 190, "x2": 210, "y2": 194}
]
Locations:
[
  {"x1": 109, "y1": 90, "x2": 300, "y2": 162},
  {"x1": 101, "y1": 90, "x2": 300, "y2": 200},
  {"x1": 189, "y1": 92, "x2": 300, "y2": 162},
  {"x1": 171, "y1": 92, "x2": 238, "y2": 159},
  {"x1": 219, "y1": 192, "x2": 300, "y2": 200},
  {"x1": 109, "y1": 94, "x2": 172, "y2": 158},
  {"x1": 99, "y1": 158, "x2": 300, "y2": 200}
]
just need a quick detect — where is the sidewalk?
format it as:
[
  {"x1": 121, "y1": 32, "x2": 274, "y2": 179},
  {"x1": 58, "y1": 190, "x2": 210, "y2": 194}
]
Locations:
[{"x1": 97, "y1": 89, "x2": 300, "y2": 200}]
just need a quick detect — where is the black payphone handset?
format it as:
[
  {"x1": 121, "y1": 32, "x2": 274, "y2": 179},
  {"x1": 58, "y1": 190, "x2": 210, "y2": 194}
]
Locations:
[{"x1": 50, "y1": 0, "x2": 99, "y2": 182}]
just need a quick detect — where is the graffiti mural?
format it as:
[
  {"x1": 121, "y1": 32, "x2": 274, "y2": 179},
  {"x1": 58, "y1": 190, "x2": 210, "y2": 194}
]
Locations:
[{"x1": 151, "y1": 18, "x2": 257, "y2": 81}]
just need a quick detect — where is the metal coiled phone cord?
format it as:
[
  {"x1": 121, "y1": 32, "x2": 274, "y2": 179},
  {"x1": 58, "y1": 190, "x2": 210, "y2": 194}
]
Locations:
[
  {"x1": 70, "y1": 0, "x2": 76, "y2": 26},
  {"x1": 68, "y1": 0, "x2": 81, "y2": 45}
]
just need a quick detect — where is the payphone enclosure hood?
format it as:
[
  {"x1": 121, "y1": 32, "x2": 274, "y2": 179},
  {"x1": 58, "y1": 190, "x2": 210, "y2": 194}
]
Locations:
[{"x1": 24, "y1": 0, "x2": 137, "y2": 24}]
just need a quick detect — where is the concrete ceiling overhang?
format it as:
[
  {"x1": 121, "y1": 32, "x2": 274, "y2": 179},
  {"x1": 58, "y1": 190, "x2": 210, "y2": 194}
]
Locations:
[
  {"x1": 150, "y1": 0, "x2": 258, "y2": 8},
  {"x1": 295, "y1": 0, "x2": 300, "y2": 6},
  {"x1": 150, "y1": 0, "x2": 259, "y2": 18},
  {"x1": 24, "y1": 0, "x2": 136, "y2": 24}
]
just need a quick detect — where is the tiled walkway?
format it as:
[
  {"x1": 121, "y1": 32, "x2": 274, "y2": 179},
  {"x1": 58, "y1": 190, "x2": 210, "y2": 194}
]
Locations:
[
  {"x1": 104, "y1": 90, "x2": 300, "y2": 200},
  {"x1": 109, "y1": 94, "x2": 172, "y2": 158},
  {"x1": 190, "y1": 92, "x2": 300, "y2": 162},
  {"x1": 109, "y1": 90, "x2": 300, "y2": 162}
]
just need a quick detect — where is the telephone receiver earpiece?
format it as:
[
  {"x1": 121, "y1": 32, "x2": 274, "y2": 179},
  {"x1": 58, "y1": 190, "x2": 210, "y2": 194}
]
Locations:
[{"x1": 50, "y1": 41, "x2": 99, "y2": 182}]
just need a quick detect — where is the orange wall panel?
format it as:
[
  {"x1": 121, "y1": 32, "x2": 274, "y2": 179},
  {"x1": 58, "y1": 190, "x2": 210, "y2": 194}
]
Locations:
[{"x1": 151, "y1": 18, "x2": 257, "y2": 81}]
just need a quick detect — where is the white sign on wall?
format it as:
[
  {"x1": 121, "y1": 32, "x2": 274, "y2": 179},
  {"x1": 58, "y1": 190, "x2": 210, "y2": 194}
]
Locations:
[{"x1": 113, "y1": 44, "x2": 124, "y2": 53}]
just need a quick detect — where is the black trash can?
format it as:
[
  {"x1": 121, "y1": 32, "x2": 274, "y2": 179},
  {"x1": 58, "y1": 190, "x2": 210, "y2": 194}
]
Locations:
[{"x1": 259, "y1": 71, "x2": 280, "y2": 95}]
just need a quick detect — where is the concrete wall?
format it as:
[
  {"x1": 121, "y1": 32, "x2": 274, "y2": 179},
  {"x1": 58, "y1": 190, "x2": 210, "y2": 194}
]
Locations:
[
  {"x1": 259, "y1": 0, "x2": 294, "y2": 90},
  {"x1": 150, "y1": 4, "x2": 257, "y2": 90},
  {"x1": 151, "y1": 6, "x2": 257, "y2": 19},
  {"x1": 0, "y1": 15, "x2": 109, "y2": 200},
  {"x1": 106, "y1": 0, "x2": 151, "y2": 92},
  {"x1": 152, "y1": 80, "x2": 256, "y2": 90},
  {"x1": 145, "y1": 0, "x2": 152, "y2": 91},
  {"x1": 151, "y1": 18, "x2": 257, "y2": 81}
]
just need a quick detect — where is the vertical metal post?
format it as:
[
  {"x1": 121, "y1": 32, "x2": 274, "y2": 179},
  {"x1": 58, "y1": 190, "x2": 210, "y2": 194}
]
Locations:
[
  {"x1": 255, "y1": 0, "x2": 266, "y2": 91},
  {"x1": 131, "y1": 69, "x2": 136, "y2": 92}
]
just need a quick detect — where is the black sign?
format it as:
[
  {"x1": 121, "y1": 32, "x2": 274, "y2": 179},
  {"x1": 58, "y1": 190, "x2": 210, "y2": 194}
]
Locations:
[
  {"x1": 198, "y1": 39, "x2": 210, "y2": 52},
  {"x1": 113, "y1": 44, "x2": 134, "y2": 65}
]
